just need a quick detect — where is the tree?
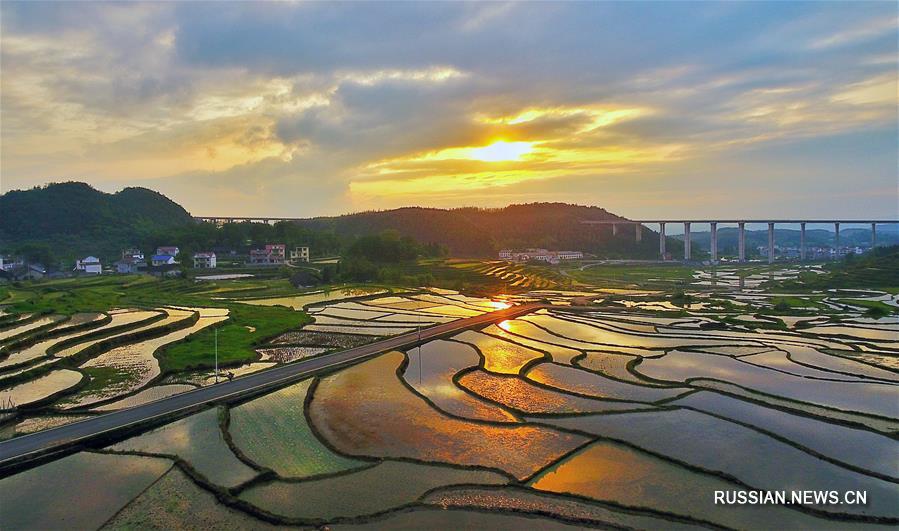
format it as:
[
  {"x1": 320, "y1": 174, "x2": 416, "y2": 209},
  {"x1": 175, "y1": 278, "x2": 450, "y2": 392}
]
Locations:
[
  {"x1": 14, "y1": 242, "x2": 56, "y2": 269},
  {"x1": 290, "y1": 269, "x2": 320, "y2": 287}
]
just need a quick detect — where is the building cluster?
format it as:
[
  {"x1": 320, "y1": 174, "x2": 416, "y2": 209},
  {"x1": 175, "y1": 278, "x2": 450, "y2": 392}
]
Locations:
[
  {"x1": 498, "y1": 248, "x2": 584, "y2": 265},
  {"x1": 248, "y1": 244, "x2": 309, "y2": 266},
  {"x1": 0, "y1": 257, "x2": 47, "y2": 281},
  {"x1": 1, "y1": 242, "x2": 316, "y2": 281},
  {"x1": 757, "y1": 245, "x2": 867, "y2": 261},
  {"x1": 112, "y1": 246, "x2": 185, "y2": 276},
  {"x1": 0, "y1": 242, "x2": 315, "y2": 281}
]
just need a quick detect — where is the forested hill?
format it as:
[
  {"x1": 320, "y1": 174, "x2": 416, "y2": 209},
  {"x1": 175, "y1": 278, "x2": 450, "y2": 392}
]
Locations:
[
  {"x1": 296, "y1": 203, "x2": 662, "y2": 257},
  {"x1": 0, "y1": 182, "x2": 194, "y2": 259},
  {"x1": 0, "y1": 182, "x2": 193, "y2": 239}
]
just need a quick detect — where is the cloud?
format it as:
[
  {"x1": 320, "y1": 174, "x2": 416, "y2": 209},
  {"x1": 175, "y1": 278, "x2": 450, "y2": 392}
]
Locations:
[
  {"x1": 809, "y1": 14, "x2": 898, "y2": 50},
  {"x1": 1, "y1": 1, "x2": 896, "y2": 218}
]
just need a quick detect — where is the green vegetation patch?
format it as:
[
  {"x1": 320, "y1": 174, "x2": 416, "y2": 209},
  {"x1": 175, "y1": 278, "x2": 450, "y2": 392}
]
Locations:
[
  {"x1": 566, "y1": 264, "x2": 696, "y2": 289},
  {"x1": 229, "y1": 379, "x2": 364, "y2": 478},
  {"x1": 157, "y1": 303, "x2": 310, "y2": 372},
  {"x1": 81, "y1": 365, "x2": 137, "y2": 394},
  {"x1": 836, "y1": 298, "x2": 898, "y2": 316}
]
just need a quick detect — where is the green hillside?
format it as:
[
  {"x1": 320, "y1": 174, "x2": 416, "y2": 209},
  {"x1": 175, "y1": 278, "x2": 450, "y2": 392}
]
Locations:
[
  {"x1": 296, "y1": 203, "x2": 673, "y2": 258},
  {"x1": 0, "y1": 182, "x2": 195, "y2": 263}
]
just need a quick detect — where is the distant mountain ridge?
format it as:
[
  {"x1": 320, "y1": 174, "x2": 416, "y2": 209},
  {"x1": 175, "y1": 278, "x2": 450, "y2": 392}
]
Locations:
[
  {"x1": 0, "y1": 182, "x2": 666, "y2": 260},
  {"x1": 295, "y1": 203, "x2": 662, "y2": 257}
]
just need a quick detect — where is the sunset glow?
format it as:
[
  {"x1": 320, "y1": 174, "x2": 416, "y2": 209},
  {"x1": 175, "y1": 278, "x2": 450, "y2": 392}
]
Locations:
[{"x1": 467, "y1": 141, "x2": 534, "y2": 162}]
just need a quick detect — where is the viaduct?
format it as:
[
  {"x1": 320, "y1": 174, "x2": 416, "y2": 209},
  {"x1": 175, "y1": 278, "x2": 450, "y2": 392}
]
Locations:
[{"x1": 580, "y1": 219, "x2": 898, "y2": 263}]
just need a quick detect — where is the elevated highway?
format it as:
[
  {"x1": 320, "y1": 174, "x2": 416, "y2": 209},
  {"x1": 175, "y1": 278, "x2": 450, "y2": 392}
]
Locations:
[{"x1": 581, "y1": 219, "x2": 899, "y2": 263}]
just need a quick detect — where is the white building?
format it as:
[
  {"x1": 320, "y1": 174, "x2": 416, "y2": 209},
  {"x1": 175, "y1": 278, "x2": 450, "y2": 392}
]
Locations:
[
  {"x1": 0, "y1": 256, "x2": 23, "y2": 272},
  {"x1": 290, "y1": 246, "x2": 310, "y2": 264},
  {"x1": 75, "y1": 256, "x2": 102, "y2": 274},
  {"x1": 193, "y1": 252, "x2": 217, "y2": 268},
  {"x1": 497, "y1": 248, "x2": 583, "y2": 265}
]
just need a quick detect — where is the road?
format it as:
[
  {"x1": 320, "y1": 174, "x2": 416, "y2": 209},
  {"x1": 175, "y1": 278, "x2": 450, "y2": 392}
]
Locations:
[{"x1": 0, "y1": 303, "x2": 542, "y2": 473}]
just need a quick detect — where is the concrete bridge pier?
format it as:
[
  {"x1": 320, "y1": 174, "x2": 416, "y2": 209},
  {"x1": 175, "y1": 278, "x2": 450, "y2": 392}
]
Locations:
[
  {"x1": 800, "y1": 222, "x2": 806, "y2": 261},
  {"x1": 767, "y1": 222, "x2": 775, "y2": 264},
  {"x1": 872, "y1": 223, "x2": 877, "y2": 247},
  {"x1": 834, "y1": 222, "x2": 840, "y2": 248},
  {"x1": 684, "y1": 222, "x2": 692, "y2": 261},
  {"x1": 635, "y1": 224, "x2": 642, "y2": 242},
  {"x1": 710, "y1": 222, "x2": 718, "y2": 263},
  {"x1": 738, "y1": 222, "x2": 746, "y2": 262},
  {"x1": 659, "y1": 222, "x2": 667, "y2": 258}
]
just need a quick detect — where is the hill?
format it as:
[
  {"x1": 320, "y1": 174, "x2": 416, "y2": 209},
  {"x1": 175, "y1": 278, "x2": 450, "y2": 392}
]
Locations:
[
  {"x1": 296, "y1": 203, "x2": 667, "y2": 258},
  {"x1": 0, "y1": 183, "x2": 669, "y2": 264},
  {"x1": 0, "y1": 182, "x2": 193, "y2": 239},
  {"x1": 0, "y1": 182, "x2": 195, "y2": 262}
]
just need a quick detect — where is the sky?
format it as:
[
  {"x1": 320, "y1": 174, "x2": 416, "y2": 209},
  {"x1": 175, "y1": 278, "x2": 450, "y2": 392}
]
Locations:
[{"x1": 1, "y1": 1, "x2": 896, "y2": 219}]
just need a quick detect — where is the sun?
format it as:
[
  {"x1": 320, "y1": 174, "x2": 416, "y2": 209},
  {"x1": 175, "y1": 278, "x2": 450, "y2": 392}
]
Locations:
[{"x1": 467, "y1": 140, "x2": 533, "y2": 162}]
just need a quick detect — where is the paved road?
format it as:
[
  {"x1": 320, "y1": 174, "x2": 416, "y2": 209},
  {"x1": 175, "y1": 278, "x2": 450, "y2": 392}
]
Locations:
[{"x1": 0, "y1": 303, "x2": 542, "y2": 473}]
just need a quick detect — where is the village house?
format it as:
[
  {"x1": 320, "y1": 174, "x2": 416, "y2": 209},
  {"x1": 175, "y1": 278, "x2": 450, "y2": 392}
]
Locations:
[
  {"x1": 0, "y1": 263, "x2": 47, "y2": 281},
  {"x1": 193, "y1": 252, "x2": 217, "y2": 268},
  {"x1": 249, "y1": 244, "x2": 286, "y2": 265},
  {"x1": 25, "y1": 263, "x2": 47, "y2": 280},
  {"x1": 75, "y1": 256, "x2": 102, "y2": 274},
  {"x1": 116, "y1": 249, "x2": 147, "y2": 274},
  {"x1": 155, "y1": 246, "x2": 180, "y2": 257},
  {"x1": 289, "y1": 246, "x2": 310, "y2": 264},
  {"x1": 122, "y1": 248, "x2": 144, "y2": 261},
  {"x1": 115, "y1": 256, "x2": 146, "y2": 274},
  {"x1": 0, "y1": 256, "x2": 23, "y2": 272},
  {"x1": 498, "y1": 248, "x2": 583, "y2": 265},
  {"x1": 151, "y1": 254, "x2": 177, "y2": 267}
]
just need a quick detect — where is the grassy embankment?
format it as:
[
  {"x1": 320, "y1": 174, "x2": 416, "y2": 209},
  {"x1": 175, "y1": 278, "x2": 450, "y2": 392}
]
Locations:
[
  {"x1": 0, "y1": 275, "x2": 313, "y2": 372},
  {"x1": 565, "y1": 264, "x2": 696, "y2": 289},
  {"x1": 157, "y1": 304, "x2": 310, "y2": 372}
]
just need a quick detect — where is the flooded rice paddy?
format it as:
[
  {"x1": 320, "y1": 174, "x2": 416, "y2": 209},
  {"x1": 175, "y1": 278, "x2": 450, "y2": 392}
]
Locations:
[{"x1": 1, "y1": 277, "x2": 897, "y2": 529}]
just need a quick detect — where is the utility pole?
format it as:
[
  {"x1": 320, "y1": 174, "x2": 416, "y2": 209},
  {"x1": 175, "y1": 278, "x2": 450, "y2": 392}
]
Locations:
[
  {"x1": 417, "y1": 304, "x2": 422, "y2": 385},
  {"x1": 214, "y1": 327, "x2": 219, "y2": 384}
]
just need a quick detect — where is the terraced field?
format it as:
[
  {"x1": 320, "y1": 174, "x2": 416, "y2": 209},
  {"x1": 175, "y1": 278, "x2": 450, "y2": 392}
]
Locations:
[
  {"x1": 0, "y1": 284, "x2": 510, "y2": 436},
  {"x1": 450, "y1": 260, "x2": 571, "y2": 290},
  {"x1": 1, "y1": 267, "x2": 897, "y2": 529},
  {"x1": 3, "y1": 284, "x2": 896, "y2": 529}
]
